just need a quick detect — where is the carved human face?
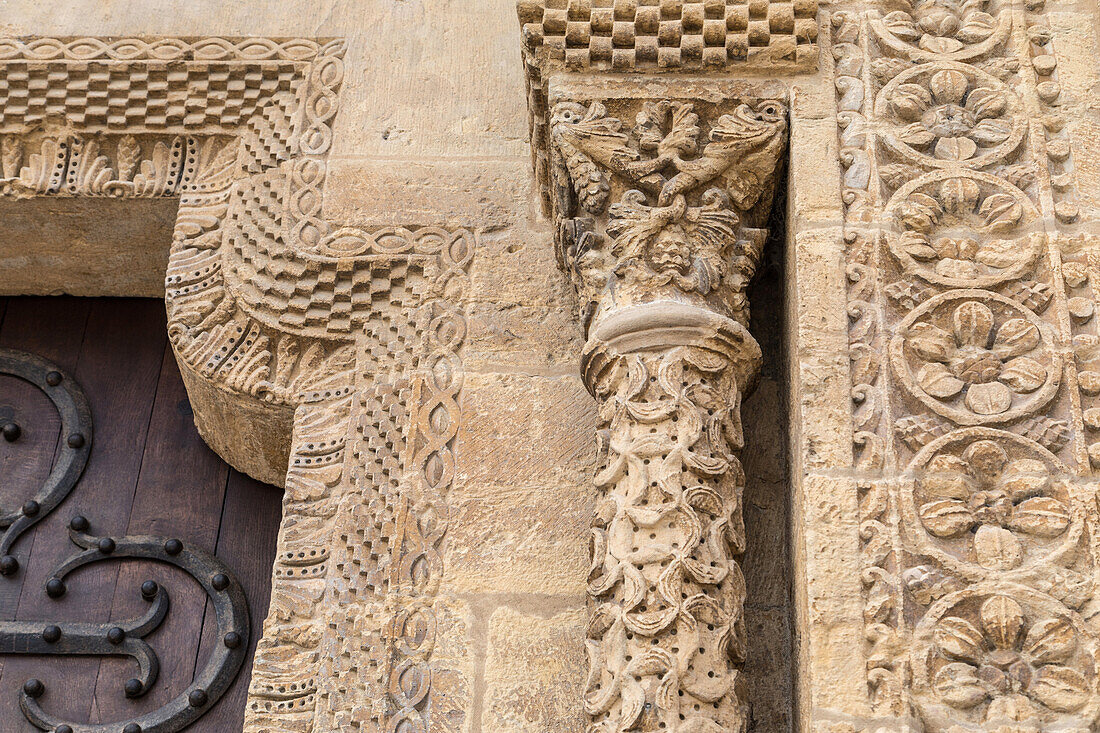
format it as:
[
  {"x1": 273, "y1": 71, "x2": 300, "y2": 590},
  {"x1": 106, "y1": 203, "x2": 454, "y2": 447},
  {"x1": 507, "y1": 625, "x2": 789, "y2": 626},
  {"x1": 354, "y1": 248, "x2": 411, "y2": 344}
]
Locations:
[{"x1": 645, "y1": 226, "x2": 692, "y2": 275}]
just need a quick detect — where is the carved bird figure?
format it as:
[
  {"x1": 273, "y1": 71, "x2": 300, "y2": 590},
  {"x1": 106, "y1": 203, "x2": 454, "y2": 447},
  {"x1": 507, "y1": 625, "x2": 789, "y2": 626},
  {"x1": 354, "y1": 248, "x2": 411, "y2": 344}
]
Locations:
[
  {"x1": 550, "y1": 102, "x2": 642, "y2": 214},
  {"x1": 658, "y1": 101, "x2": 787, "y2": 210}
]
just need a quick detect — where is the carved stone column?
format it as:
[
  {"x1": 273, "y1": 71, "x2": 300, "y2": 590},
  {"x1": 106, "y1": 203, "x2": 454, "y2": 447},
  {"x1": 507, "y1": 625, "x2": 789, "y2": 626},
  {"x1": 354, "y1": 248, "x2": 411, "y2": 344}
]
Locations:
[
  {"x1": 516, "y1": 4, "x2": 821, "y2": 727},
  {"x1": 530, "y1": 79, "x2": 790, "y2": 733}
]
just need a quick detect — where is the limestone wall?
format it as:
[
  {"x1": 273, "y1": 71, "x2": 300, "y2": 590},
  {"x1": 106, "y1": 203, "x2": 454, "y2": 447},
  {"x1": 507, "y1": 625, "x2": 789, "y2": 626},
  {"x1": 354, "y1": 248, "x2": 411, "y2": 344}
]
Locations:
[{"x1": 1, "y1": 1, "x2": 1099, "y2": 732}]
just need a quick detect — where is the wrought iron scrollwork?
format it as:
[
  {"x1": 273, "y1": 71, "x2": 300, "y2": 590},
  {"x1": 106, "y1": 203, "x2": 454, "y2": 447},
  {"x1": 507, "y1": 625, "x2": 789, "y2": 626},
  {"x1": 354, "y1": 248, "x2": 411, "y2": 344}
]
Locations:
[
  {"x1": 0, "y1": 348, "x2": 93, "y2": 576},
  {"x1": 0, "y1": 347, "x2": 251, "y2": 732}
]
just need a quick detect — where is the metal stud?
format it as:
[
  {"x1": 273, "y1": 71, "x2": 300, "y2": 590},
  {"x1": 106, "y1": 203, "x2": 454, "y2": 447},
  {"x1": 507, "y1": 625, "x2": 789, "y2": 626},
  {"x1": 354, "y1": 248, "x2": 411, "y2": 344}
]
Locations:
[
  {"x1": 45, "y1": 578, "x2": 66, "y2": 598},
  {"x1": 1, "y1": 421, "x2": 20, "y2": 441},
  {"x1": 187, "y1": 688, "x2": 208, "y2": 708},
  {"x1": 45, "y1": 371, "x2": 62, "y2": 386},
  {"x1": 97, "y1": 537, "x2": 116, "y2": 554},
  {"x1": 69, "y1": 515, "x2": 89, "y2": 532},
  {"x1": 22, "y1": 500, "x2": 40, "y2": 517},
  {"x1": 223, "y1": 631, "x2": 242, "y2": 649},
  {"x1": 23, "y1": 678, "x2": 44, "y2": 698},
  {"x1": 41, "y1": 625, "x2": 61, "y2": 643},
  {"x1": 211, "y1": 573, "x2": 229, "y2": 591},
  {"x1": 124, "y1": 678, "x2": 144, "y2": 698},
  {"x1": 0, "y1": 555, "x2": 19, "y2": 576},
  {"x1": 140, "y1": 580, "x2": 159, "y2": 600},
  {"x1": 55, "y1": 725, "x2": 73, "y2": 733},
  {"x1": 123, "y1": 724, "x2": 142, "y2": 733},
  {"x1": 66, "y1": 433, "x2": 84, "y2": 449},
  {"x1": 107, "y1": 627, "x2": 125, "y2": 645},
  {"x1": 164, "y1": 538, "x2": 183, "y2": 556}
]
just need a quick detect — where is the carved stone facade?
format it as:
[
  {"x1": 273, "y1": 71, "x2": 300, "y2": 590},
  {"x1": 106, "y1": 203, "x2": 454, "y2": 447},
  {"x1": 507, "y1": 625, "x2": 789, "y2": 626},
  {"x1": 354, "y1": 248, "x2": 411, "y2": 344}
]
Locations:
[{"x1": 0, "y1": 0, "x2": 1098, "y2": 732}]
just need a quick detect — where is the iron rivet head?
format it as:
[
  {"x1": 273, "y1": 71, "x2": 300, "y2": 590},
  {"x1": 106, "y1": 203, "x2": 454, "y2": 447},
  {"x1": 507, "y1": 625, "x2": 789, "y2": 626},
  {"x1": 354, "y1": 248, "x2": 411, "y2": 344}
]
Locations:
[
  {"x1": 123, "y1": 678, "x2": 143, "y2": 698},
  {"x1": 23, "y1": 679, "x2": 44, "y2": 698},
  {"x1": 223, "y1": 631, "x2": 242, "y2": 649},
  {"x1": 1, "y1": 421, "x2": 20, "y2": 442},
  {"x1": 107, "y1": 627, "x2": 125, "y2": 645},
  {"x1": 188, "y1": 688, "x2": 208, "y2": 708},
  {"x1": 22, "y1": 500, "x2": 40, "y2": 517},
  {"x1": 140, "y1": 580, "x2": 159, "y2": 600},
  {"x1": 123, "y1": 724, "x2": 142, "y2": 733},
  {"x1": 164, "y1": 538, "x2": 183, "y2": 556},
  {"x1": 0, "y1": 555, "x2": 19, "y2": 576},
  {"x1": 42, "y1": 625, "x2": 61, "y2": 643},
  {"x1": 97, "y1": 537, "x2": 116, "y2": 554},
  {"x1": 45, "y1": 371, "x2": 62, "y2": 386},
  {"x1": 56, "y1": 725, "x2": 73, "y2": 733},
  {"x1": 66, "y1": 433, "x2": 85, "y2": 449},
  {"x1": 45, "y1": 578, "x2": 66, "y2": 598},
  {"x1": 69, "y1": 515, "x2": 89, "y2": 532},
  {"x1": 211, "y1": 573, "x2": 230, "y2": 591}
]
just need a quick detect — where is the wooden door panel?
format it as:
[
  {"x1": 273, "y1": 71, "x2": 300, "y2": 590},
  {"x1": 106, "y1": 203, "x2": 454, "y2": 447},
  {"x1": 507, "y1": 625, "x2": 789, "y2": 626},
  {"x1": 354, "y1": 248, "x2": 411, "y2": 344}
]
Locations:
[{"x1": 0, "y1": 297, "x2": 282, "y2": 733}]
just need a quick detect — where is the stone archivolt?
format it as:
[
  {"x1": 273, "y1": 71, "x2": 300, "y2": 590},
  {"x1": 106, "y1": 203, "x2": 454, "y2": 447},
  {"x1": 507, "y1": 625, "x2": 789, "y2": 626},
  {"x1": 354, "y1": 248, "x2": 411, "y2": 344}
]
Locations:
[
  {"x1": 0, "y1": 35, "x2": 474, "y2": 733},
  {"x1": 835, "y1": 1, "x2": 1099, "y2": 730}
]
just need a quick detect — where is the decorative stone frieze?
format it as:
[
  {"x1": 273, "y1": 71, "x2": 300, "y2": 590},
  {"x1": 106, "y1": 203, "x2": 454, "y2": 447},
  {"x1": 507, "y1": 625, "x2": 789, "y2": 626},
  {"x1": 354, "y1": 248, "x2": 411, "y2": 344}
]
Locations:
[{"x1": 832, "y1": 1, "x2": 1100, "y2": 730}]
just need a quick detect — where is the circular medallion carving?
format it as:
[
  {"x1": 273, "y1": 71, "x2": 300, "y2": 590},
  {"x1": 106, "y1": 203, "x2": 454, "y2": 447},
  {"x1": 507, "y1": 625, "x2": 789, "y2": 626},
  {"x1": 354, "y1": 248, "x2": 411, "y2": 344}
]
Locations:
[
  {"x1": 890, "y1": 290, "x2": 1060, "y2": 424},
  {"x1": 903, "y1": 429, "x2": 1080, "y2": 580},
  {"x1": 912, "y1": 586, "x2": 1099, "y2": 731},
  {"x1": 885, "y1": 170, "x2": 1041, "y2": 289}
]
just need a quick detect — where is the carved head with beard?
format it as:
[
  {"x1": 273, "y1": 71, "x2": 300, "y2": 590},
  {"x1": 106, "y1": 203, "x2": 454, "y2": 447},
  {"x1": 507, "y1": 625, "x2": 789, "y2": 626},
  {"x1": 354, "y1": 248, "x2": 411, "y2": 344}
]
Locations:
[{"x1": 604, "y1": 188, "x2": 739, "y2": 297}]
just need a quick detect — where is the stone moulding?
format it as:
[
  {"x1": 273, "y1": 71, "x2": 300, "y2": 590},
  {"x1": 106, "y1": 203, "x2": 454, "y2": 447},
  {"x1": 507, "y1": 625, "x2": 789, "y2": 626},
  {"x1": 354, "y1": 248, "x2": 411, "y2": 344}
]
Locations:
[
  {"x1": 0, "y1": 35, "x2": 476, "y2": 733},
  {"x1": 832, "y1": 0, "x2": 1100, "y2": 730}
]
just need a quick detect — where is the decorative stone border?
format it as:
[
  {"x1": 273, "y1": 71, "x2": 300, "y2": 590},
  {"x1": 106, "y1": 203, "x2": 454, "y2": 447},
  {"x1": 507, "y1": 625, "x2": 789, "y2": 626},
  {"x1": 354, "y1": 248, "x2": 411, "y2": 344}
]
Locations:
[{"x1": 0, "y1": 35, "x2": 475, "y2": 733}]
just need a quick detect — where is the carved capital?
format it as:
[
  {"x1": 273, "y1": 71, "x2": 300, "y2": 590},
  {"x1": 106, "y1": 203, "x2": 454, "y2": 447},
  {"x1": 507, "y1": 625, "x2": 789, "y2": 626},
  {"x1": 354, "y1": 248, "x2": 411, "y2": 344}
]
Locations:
[{"x1": 547, "y1": 93, "x2": 787, "y2": 337}]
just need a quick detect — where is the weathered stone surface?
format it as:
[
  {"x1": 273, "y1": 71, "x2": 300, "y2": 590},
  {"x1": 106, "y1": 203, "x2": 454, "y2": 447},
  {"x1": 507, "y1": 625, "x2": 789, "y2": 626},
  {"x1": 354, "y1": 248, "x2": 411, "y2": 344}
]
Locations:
[
  {"x1": 482, "y1": 607, "x2": 587, "y2": 733},
  {"x1": 1, "y1": 0, "x2": 1098, "y2": 732}
]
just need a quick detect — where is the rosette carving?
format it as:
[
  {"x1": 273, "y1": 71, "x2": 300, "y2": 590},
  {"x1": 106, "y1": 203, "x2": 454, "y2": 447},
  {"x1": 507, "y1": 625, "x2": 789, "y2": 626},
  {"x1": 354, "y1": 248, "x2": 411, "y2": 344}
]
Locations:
[
  {"x1": 912, "y1": 588, "x2": 1100, "y2": 732},
  {"x1": 891, "y1": 292, "x2": 1061, "y2": 424},
  {"x1": 903, "y1": 430, "x2": 1084, "y2": 583},
  {"x1": 878, "y1": 64, "x2": 1024, "y2": 168},
  {"x1": 870, "y1": 0, "x2": 1012, "y2": 61}
]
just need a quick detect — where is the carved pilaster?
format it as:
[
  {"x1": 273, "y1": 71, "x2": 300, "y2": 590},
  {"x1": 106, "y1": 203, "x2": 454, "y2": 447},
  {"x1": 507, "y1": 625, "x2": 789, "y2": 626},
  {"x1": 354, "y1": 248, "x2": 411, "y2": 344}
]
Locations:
[{"x1": 537, "y1": 87, "x2": 787, "y2": 730}]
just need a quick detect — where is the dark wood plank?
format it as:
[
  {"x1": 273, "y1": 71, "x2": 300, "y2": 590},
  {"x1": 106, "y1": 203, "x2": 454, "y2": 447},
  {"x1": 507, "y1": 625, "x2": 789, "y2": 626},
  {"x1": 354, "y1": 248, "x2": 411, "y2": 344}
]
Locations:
[
  {"x1": 0, "y1": 298, "x2": 166, "y2": 730},
  {"x1": 0, "y1": 297, "x2": 91, "y2": 690},
  {"x1": 189, "y1": 469, "x2": 282, "y2": 732},
  {"x1": 90, "y1": 339, "x2": 231, "y2": 723},
  {"x1": 0, "y1": 296, "x2": 281, "y2": 732}
]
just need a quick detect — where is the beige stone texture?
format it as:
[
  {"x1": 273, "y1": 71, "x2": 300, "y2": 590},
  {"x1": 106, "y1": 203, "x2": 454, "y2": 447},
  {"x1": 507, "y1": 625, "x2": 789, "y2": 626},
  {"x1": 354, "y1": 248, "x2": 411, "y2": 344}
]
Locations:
[{"x1": 3, "y1": 0, "x2": 1100, "y2": 732}]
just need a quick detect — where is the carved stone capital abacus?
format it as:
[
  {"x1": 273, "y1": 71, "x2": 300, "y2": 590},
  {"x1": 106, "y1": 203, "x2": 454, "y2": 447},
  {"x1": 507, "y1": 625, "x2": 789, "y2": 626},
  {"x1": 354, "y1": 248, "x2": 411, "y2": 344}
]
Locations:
[{"x1": 519, "y1": 4, "x2": 796, "y2": 721}]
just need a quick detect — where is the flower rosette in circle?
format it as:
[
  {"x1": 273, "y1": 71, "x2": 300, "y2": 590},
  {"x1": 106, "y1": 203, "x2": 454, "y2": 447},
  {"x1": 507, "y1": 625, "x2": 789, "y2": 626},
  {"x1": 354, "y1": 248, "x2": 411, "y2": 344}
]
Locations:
[
  {"x1": 884, "y1": 170, "x2": 1041, "y2": 290},
  {"x1": 890, "y1": 290, "x2": 1061, "y2": 425},
  {"x1": 902, "y1": 429, "x2": 1082, "y2": 582},
  {"x1": 876, "y1": 62, "x2": 1025, "y2": 170},
  {"x1": 869, "y1": 0, "x2": 1012, "y2": 63},
  {"x1": 911, "y1": 585, "x2": 1100, "y2": 732}
]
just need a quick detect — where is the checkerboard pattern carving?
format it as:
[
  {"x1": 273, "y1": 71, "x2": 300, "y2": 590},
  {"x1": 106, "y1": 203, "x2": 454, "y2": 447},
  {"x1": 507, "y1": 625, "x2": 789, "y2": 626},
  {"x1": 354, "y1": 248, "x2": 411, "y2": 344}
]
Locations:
[{"x1": 519, "y1": 0, "x2": 818, "y2": 70}]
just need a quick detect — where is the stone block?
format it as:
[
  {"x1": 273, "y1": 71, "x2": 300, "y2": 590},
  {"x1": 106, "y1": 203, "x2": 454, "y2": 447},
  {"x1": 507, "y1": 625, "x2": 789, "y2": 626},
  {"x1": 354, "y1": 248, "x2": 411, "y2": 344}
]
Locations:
[{"x1": 482, "y1": 606, "x2": 587, "y2": 733}]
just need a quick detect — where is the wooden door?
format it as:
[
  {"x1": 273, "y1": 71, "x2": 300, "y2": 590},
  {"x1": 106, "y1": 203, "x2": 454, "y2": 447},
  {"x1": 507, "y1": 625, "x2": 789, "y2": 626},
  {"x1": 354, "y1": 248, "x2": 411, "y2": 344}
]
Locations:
[{"x1": 0, "y1": 297, "x2": 282, "y2": 732}]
